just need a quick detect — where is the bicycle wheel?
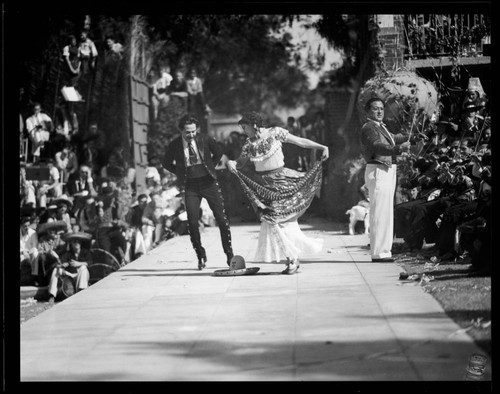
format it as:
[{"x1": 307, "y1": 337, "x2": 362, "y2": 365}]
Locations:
[{"x1": 88, "y1": 248, "x2": 121, "y2": 285}]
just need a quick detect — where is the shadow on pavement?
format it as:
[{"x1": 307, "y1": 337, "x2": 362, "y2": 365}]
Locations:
[{"x1": 31, "y1": 337, "x2": 492, "y2": 381}]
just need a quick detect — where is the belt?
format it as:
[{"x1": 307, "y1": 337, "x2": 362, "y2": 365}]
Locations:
[
  {"x1": 186, "y1": 174, "x2": 214, "y2": 185},
  {"x1": 256, "y1": 166, "x2": 284, "y2": 175}
]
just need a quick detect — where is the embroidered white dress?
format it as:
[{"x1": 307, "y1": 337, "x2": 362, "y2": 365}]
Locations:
[{"x1": 234, "y1": 127, "x2": 324, "y2": 263}]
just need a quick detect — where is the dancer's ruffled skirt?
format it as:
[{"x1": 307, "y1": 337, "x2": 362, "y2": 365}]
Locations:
[{"x1": 234, "y1": 160, "x2": 325, "y2": 262}]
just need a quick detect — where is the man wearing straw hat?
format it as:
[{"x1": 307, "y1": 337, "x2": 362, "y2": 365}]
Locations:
[
  {"x1": 47, "y1": 232, "x2": 92, "y2": 303},
  {"x1": 33, "y1": 221, "x2": 68, "y2": 286},
  {"x1": 360, "y1": 97, "x2": 411, "y2": 262}
]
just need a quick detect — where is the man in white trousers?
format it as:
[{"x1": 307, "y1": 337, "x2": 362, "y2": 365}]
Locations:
[{"x1": 360, "y1": 97, "x2": 411, "y2": 262}]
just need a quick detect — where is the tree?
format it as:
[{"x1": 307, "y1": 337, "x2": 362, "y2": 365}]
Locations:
[
  {"x1": 142, "y1": 15, "x2": 310, "y2": 113},
  {"x1": 143, "y1": 14, "x2": 311, "y2": 159},
  {"x1": 310, "y1": 15, "x2": 383, "y2": 219}
]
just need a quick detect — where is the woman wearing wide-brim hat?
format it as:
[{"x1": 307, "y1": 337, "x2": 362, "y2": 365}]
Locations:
[
  {"x1": 33, "y1": 220, "x2": 68, "y2": 286},
  {"x1": 52, "y1": 195, "x2": 74, "y2": 210},
  {"x1": 460, "y1": 101, "x2": 484, "y2": 114},
  {"x1": 47, "y1": 231, "x2": 93, "y2": 302}
]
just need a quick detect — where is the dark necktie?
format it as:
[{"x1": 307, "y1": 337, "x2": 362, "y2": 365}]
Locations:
[{"x1": 188, "y1": 142, "x2": 198, "y2": 165}]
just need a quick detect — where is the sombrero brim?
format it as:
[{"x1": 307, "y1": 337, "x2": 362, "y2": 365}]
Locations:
[
  {"x1": 461, "y1": 105, "x2": 483, "y2": 113},
  {"x1": 213, "y1": 267, "x2": 260, "y2": 276},
  {"x1": 53, "y1": 198, "x2": 73, "y2": 208},
  {"x1": 62, "y1": 232, "x2": 93, "y2": 242},
  {"x1": 37, "y1": 220, "x2": 68, "y2": 234}
]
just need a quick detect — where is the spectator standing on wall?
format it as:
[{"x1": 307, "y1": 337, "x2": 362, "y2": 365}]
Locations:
[
  {"x1": 62, "y1": 34, "x2": 81, "y2": 87},
  {"x1": 152, "y1": 67, "x2": 173, "y2": 120},
  {"x1": 78, "y1": 29, "x2": 98, "y2": 74},
  {"x1": 105, "y1": 35, "x2": 124, "y2": 60},
  {"x1": 186, "y1": 68, "x2": 210, "y2": 133}
]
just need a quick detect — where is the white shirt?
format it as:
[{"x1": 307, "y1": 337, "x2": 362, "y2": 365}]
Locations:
[
  {"x1": 20, "y1": 227, "x2": 38, "y2": 256},
  {"x1": 187, "y1": 77, "x2": 203, "y2": 95},
  {"x1": 79, "y1": 38, "x2": 98, "y2": 57},
  {"x1": 26, "y1": 112, "x2": 52, "y2": 134},
  {"x1": 182, "y1": 138, "x2": 202, "y2": 166}
]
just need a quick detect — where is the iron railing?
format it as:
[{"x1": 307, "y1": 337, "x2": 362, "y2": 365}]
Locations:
[{"x1": 403, "y1": 14, "x2": 490, "y2": 59}]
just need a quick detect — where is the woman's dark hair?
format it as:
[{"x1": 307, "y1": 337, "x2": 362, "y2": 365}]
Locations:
[
  {"x1": 178, "y1": 114, "x2": 199, "y2": 130},
  {"x1": 67, "y1": 34, "x2": 76, "y2": 45},
  {"x1": 238, "y1": 111, "x2": 267, "y2": 128}
]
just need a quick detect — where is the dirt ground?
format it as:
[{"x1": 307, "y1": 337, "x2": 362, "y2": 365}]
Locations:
[{"x1": 20, "y1": 297, "x2": 56, "y2": 324}]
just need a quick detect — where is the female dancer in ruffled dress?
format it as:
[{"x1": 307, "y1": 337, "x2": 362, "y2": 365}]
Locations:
[{"x1": 226, "y1": 111, "x2": 329, "y2": 274}]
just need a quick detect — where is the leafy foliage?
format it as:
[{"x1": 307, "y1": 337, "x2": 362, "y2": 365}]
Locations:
[{"x1": 144, "y1": 15, "x2": 310, "y2": 114}]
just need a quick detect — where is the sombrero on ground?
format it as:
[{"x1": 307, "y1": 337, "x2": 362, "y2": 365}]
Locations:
[
  {"x1": 37, "y1": 220, "x2": 68, "y2": 235},
  {"x1": 213, "y1": 255, "x2": 260, "y2": 276}
]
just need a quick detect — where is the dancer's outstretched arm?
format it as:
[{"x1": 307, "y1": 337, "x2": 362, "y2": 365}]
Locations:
[{"x1": 285, "y1": 134, "x2": 329, "y2": 160}]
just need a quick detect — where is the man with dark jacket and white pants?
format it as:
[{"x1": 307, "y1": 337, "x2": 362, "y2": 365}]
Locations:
[
  {"x1": 360, "y1": 97, "x2": 411, "y2": 262},
  {"x1": 162, "y1": 114, "x2": 234, "y2": 270}
]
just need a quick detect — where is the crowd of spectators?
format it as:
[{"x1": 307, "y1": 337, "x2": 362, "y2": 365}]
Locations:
[
  {"x1": 393, "y1": 77, "x2": 491, "y2": 277},
  {"x1": 18, "y1": 32, "x2": 208, "y2": 299}
]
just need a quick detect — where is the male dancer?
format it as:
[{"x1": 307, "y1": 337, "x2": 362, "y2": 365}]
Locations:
[{"x1": 162, "y1": 114, "x2": 233, "y2": 269}]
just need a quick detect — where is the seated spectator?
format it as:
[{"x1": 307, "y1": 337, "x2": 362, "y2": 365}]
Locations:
[
  {"x1": 39, "y1": 204, "x2": 58, "y2": 224},
  {"x1": 67, "y1": 164, "x2": 98, "y2": 215},
  {"x1": 74, "y1": 195, "x2": 97, "y2": 235},
  {"x1": 53, "y1": 195, "x2": 74, "y2": 232},
  {"x1": 141, "y1": 191, "x2": 166, "y2": 250},
  {"x1": 78, "y1": 121, "x2": 106, "y2": 177},
  {"x1": 20, "y1": 215, "x2": 39, "y2": 285},
  {"x1": 101, "y1": 145, "x2": 128, "y2": 181},
  {"x1": 36, "y1": 159, "x2": 63, "y2": 208},
  {"x1": 25, "y1": 102, "x2": 53, "y2": 163},
  {"x1": 47, "y1": 232, "x2": 92, "y2": 303},
  {"x1": 449, "y1": 100, "x2": 486, "y2": 142},
  {"x1": 33, "y1": 220, "x2": 68, "y2": 286},
  {"x1": 144, "y1": 166, "x2": 162, "y2": 196},
  {"x1": 125, "y1": 194, "x2": 149, "y2": 259},
  {"x1": 20, "y1": 164, "x2": 37, "y2": 208},
  {"x1": 159, "y1": 174, "x2": 181, "y2": 215},
  {"x1": 459, "y1": 152, "x2": 491, "y2": 276},
  {"x1": 93, "y1": 184, "x2": 128, "y2": 263},
  {"x1": 478, "y1": 126, "x2": 491, "y2": 150},
  {"x1": 55, "y1": 142, "x2": 79, "y2": 185}
]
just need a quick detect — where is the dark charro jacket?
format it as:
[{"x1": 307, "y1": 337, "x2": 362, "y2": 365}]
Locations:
[
  {"x1": 360, "y1": 119, "x2": 408, "y2": 168},
  {"x1": 162, "y1": 133, "x2": 223, "y2": 185}
]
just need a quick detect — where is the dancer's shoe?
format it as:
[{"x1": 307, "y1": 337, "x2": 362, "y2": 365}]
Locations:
[
  {"x1": 198, "y1": 256, "x2": 207, "y2": 270},
  {"x1": 281, "y1": 261, "x2": 299, "y2": 275}
]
